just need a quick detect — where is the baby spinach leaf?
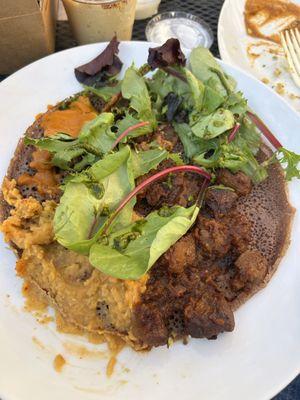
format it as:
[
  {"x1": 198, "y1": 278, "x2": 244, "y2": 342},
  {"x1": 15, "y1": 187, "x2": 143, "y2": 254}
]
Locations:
[{"x1": 89, "y1": 205, "x2": 199, "y2": 280}]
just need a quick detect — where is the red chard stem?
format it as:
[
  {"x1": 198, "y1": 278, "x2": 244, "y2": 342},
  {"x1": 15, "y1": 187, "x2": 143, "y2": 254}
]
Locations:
[
  {"x1": 111, "y1": 121, "x2": 150, "y2": 150},
  {"x1": 228, "y1": 123, "x2": 241, "y2": 143},
  {"x1": 247, "y1": 111, "x2": 282, "y2": 150}
]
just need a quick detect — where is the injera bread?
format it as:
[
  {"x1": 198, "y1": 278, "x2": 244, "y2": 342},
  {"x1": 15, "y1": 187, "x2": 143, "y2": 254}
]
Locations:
[{"x1": 0, "y1": 99, "x2": 295, "y2": 333}]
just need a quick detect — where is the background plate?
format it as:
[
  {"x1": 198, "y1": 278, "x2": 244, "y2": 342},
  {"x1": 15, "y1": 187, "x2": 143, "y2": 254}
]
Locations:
[
  {"x1": 218, "y1": 0, "x2": 300, "y2": 113},
  {"x1": 0, "y1": 41, "x2": 299, "y2": 400}
]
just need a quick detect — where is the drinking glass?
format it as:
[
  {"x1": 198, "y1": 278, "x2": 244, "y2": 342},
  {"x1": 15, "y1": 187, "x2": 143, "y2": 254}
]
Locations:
[{"x1": 62, "y1": 0, "x2": 137, "y2": 44}]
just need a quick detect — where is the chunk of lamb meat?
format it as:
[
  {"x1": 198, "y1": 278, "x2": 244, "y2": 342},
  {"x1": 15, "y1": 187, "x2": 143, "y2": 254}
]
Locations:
[
  {"x1": 132, "y1": 303, "x2": 168, "y2": 347},
  {"x1": 231, "y1": 249, "x2": 268, "y2": 290},
  {"x1": 135, "y1": 124, "x2": 183, "y2": 153},
  {"x1": 153, "y1": 124, "x2": 184, "y2": 153},
  {"x1": 184, "y1": 289, "x2": 234, "y2": 339},
  {"x1": 137, "y1": 167, "x2": 202, "y2": 210},
  {"x1": 226, "y1": 212, "x2": 251, "y2": 255},
  {"x1": 205, "y1": 187, "x2": 238, "y2": 217},
  {"x1": 194, "y1": 216, "x2": 231, "y2": 258},
  {"x1": 143, "y1": 174, "x2": 183, "y2": 207},
  {"x1": 87, "y1": 93, "x2": 105, "y2": 113},
  {"x1": 164, "y1": 234, "x2": 196, "y2": 274},
  {"x1": 133, "y1": 287, "x2": 234, "y2": 346},
  {"x1": 217, "y1": 169, "x2": 252, "y2": 196}
]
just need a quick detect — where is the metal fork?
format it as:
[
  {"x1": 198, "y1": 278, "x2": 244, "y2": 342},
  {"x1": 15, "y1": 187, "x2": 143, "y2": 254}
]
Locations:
[{"x1": 280, "y1": 28, "x2": 300, "y2": 88}]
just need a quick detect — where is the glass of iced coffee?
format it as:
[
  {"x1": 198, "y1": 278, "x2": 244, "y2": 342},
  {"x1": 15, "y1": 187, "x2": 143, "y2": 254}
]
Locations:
[{"x1": 62, "y1": 0, "x2": 137, "y2": 44}]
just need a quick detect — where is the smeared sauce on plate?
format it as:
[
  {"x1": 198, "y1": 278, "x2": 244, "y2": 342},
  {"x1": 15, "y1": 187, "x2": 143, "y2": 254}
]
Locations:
[
  {"x1": 245, "y1": 0, "x2": 300, "y2": 43},
  {"x1": 22, "y1": 282, "x2": 125, "y2": 377}
]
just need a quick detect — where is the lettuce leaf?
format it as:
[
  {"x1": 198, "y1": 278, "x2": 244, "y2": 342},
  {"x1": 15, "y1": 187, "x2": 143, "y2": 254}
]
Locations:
[
  {"x1": 146, "y1": 69, "x2": 190, "y2": 114},
  {"x1": 78, "y1": 112, "x2": 116, "y2": 153},
  {"x1": 275, "y1": 148, "x2": 300, "y2": 181},
  {"x1": 89, "y1": 205, "x2": 199, "y2": 280},
  {"x1": 147, "y1": 39, "x2": 186, "y2": 70},
  {"x1": 218, "y1": 141, "x2": 268, "y2": 183},
  {"x1": 121, "y1": 66, "x2": 156, "y2": 126},
  {"x1": 193, "y1": 137, "x2": 267, "y2": 183},
  {"x1": 24, "y1": 135, "x2": 98, "y2": 171},
  {"x1": 84, "y1": 82, "x2": 121, "y2": 102},
  {"x1": 191, "y1": 108, "x2": 235, "y2": 140},
  {"x1": 147, "y1": 69, "x2": 189, "y2": 98},
  {"x1": 224, "y1": 91, "x2": 248, "y2": 118},
  {"x1": 74, "y1": 36, "x2": 122, "y2": 85},
  {"x1": 201, "y1": 84, "x2": 225, "y2": 114},
  {"x1": 173, "y1": 122, "x2": 201, "y2": 158},
  {"x1": 25, "y1": 113, "x2": 116, "y2": 171},
  {"x1": 131, "y1": 148, "x2": 169, "y2": 178},
  {"x1": 190, "y1": 47, "x2": 234, "y2": 96},
  {"x1": 185, "y1": 69, "x2": 205, "y2": 112},
  {"x1": 237, "y1": 117, "x2": 261, "y2": 154},
  {"x1": 116, "y1": 112, "x2": 153, "y2": 140},
  {"x1": 54, "y1": 146, "x2": 134, "y2": 254},
  {"x1": 54, "y1": 181, "x2": 103, "y2": 253}
]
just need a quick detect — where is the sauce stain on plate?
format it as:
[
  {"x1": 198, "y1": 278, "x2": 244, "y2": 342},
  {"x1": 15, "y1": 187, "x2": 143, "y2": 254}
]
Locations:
[
  {"x1": 53, "y1": 354, "x2": 66, "y2": 373},
  {"x1": 32, "y1": 336, "x2": 47, "y2": 351},
  {"x1": 63, "y1": 341, "x2": 107, "y2": 359},
  {"x1": 243, "y1": 0, "x2": 300, "y2": 111}
]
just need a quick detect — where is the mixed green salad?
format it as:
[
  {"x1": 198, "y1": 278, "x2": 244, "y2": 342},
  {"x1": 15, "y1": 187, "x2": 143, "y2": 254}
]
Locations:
[{"x1": 26, "y1": 38, "x2": 300, "y2": 280}]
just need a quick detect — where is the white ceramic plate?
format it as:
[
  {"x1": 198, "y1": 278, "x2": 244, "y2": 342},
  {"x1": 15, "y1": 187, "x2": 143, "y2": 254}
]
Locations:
[
  {"x1": 218, "y1": 0, "x2": 300, "y2": 113},
  {"x1": 0, "y1": 41, "x2": 299, "y2": 400}
]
